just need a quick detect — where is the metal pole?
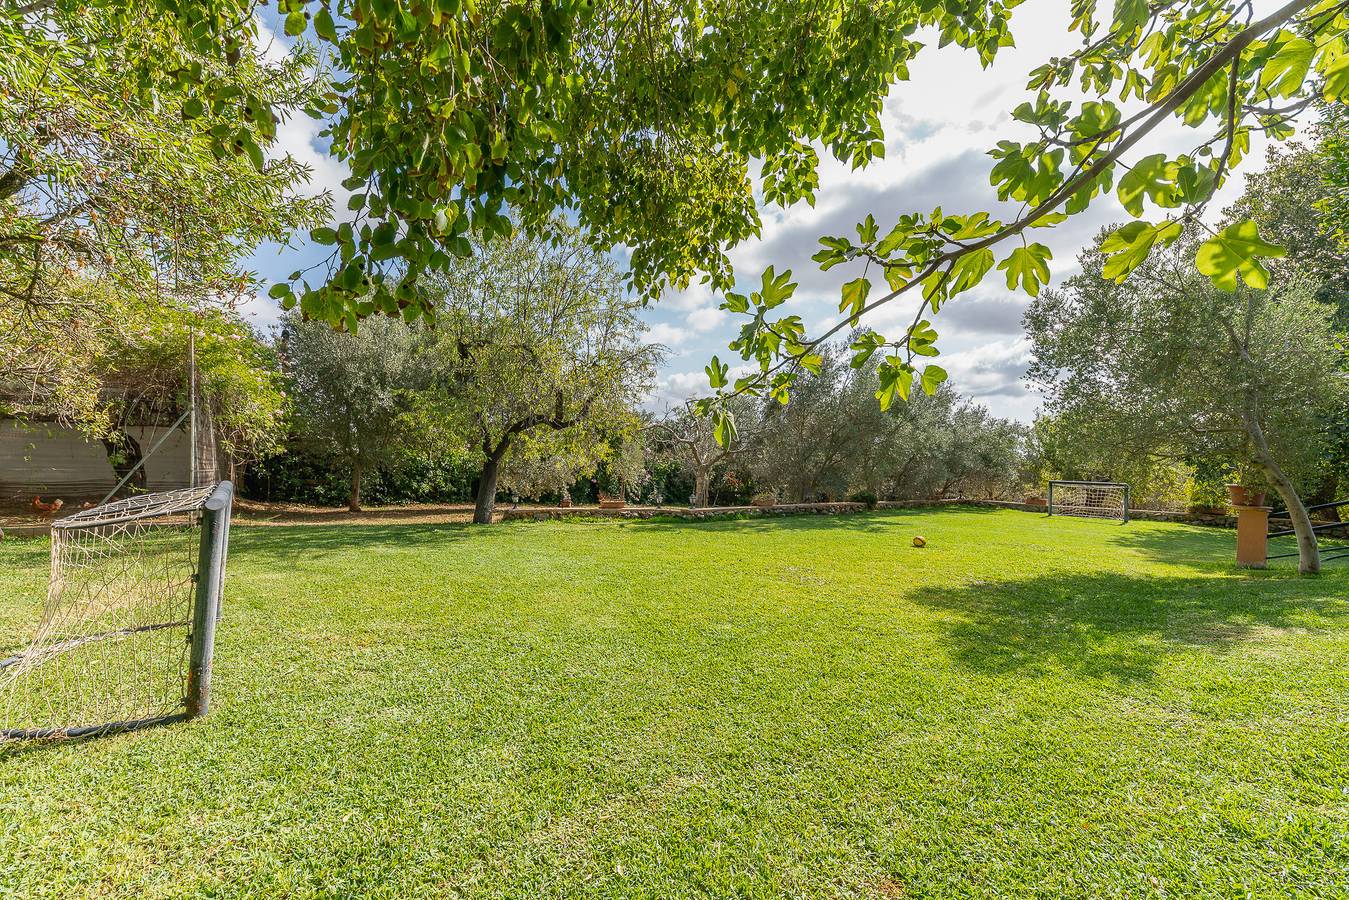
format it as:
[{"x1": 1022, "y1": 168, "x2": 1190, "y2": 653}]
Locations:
[
  {"x1": 98, "y1": 409, "x2": 191, "y2": 506},
  {"x1": 1123, "y1": 484, "x2": 1130, "y2": 524},
  {"x1": 186, "y1": 481, "x2": 233, "y2": 718},
  {"x1": 1047, "y1": 482, "x2": 1054, "y2": 516},
  {"x1": 189, "y1": 332, "x2": 197, "y2": 490}
]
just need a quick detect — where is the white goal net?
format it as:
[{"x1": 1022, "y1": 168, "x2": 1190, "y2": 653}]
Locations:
[
  {"x1": 1, "y1": 482, "x2": 232, "y2": 740},
  {"x1": 1047, "y1": 480, "x2": 1130, "y2": 522}
]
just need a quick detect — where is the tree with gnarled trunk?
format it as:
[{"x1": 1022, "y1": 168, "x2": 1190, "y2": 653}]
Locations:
[
  {"x1": 425, "y1": 229, "x2": 660, "y2": 525},
  {"x1": 652, "y1": 399, "x2": 758, "y2": 508}
]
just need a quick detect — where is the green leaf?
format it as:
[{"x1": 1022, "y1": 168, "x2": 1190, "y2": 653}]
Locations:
[
  {"x1": 1100, "y1": 219, "x2": 1182, "y2": 282},
  {"x1": 876, "y1": 221, "x2": 913, "y2": 256},
  {"x1": 1112, "y1": 0, "x2": 1148, "y2": 33},
  {"x1": 311, "y1": 226, "x2": 339, "y2": 245},
  {"x1": 284, "y1": 11, "x2": 306, "y2": 37},
  {"x1": 1259, "y1": 35, "x2": 1314, "y2": 99},
  {"x1": 240, "y1": 136, "x2": 265, "y2": 172},
  {"x1": 997, "y1": 243, "x2": 1052, "y2": 296},
  {"x1": 1320, "y1": 52, "x2": 1349, "y2": 103},
  {"x1": 856, "y1": 214, "x2": 878, "y2": 244},
  {"x1": 759, "y1": 266, "x2": 796, "y2": 308},
  {"x1": 919, "y1": 364, "x2": 948, "y2": 396},
  {"x1": 267, "y1": 283, "x2": 291, "y2": 300},
  {"x1": 875, "y1": 358, "x2": 914, "y2": 411},
  {"x1": 1196, "y1": 220, "x2": 1286, "y2": 291},
  {"x1": 712, "y1": 409, "x2": 737, "y2": 446},
  {"x1": 840, "y1": 277, "x2": 871, "y2": 323},
  {"x1": 1029, "y1": 212, "x2": 1069, "y2": 228},
  {"x1": 722, "y1": 292, "x2": 750, "y2": 313},
  {"x1": 948, "y1": 248, "x2": 995, "y2": 296},
  {"x1": 1117, "y1": 153, "x2": 1178, "y2": 216},
  {"x1": 705, "y1": 355, "x2": 729, "y2": 389},
  {"x1": 314, "y1": 6, "x2": 339, "y2": 43}
]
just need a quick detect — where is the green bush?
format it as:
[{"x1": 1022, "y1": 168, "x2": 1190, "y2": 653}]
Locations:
[
  {"x1": 849, "y1": 490, "x2": 878, "y2": 509},
  {"x1": 242, "y1": 445, "x2": 480, "y2": 505}
]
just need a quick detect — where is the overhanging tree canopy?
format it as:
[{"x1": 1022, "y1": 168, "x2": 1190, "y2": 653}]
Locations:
[
  {"x1": 255, "y1": 0, "x2": 1348, "y2": 424},
  {"x1": 19, "y1": 0, "x2": 1349, "y2": 436}
]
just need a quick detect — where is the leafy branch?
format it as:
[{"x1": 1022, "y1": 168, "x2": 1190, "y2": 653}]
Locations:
[{"x1": 699, "y1": 0, "x2": 1336, "y2": 442}]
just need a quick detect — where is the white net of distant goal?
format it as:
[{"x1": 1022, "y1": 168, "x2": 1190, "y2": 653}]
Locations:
[
  {"x1": 1047, "y1": 480, "x2": 1130, "y2": 522},
  {"x1": 1, "y1": 483, "x2": 231, "y2": 740}
]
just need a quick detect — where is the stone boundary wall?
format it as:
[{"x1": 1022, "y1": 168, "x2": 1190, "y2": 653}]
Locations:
[
  {"x1": 500, "y1": 497, "x2": 1253, "y2": 528},
  {"x1": 897, "y1": 498, "x2": 1242, "y2": 529},
  {"x1": 498, "y1": 501, "x2": 870, "y2": 522},
  {"x1": 5, "y1": 496, "x2": 1299, "y2": 539}
]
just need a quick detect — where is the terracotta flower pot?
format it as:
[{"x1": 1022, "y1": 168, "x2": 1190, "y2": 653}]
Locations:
[
  {"x1": 1024, "y1": 496, "x2": 1047, "y2": 508},
  {"x1": 558, "y1": 497, "x2": 572, "y2": 508},
  {"x1": 1226, "y1": 484, "x2": 1266, "y2": 508},
  {"x1": 598, "y1": 499, "x2": 625, "y2": 510}
]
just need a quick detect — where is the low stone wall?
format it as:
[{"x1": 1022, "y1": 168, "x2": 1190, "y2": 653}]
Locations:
[
  {"x1": 6, "y1": 496, "x2": 1302, "y2": 538},
  {"x1": 0, "y1": 523, "x2": 53, "y2": 540},
  {"x1": 501, "y1": 497, "x2": 1244, "y2": 526},
  {"x1": 498, "y1": 501, "x2": 869, "y2": 522},
  {"x1": 882, "y1": 498, "x2": 1241, "y2": 528}
]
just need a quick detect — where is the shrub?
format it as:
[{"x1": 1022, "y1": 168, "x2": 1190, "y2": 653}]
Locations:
[{"x1": 849, "y1": 490, "x2": 878, "y2": 509}]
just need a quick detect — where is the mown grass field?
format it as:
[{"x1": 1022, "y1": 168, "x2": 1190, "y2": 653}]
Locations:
[{"x1": 0, "y1": 507, "x2": 1345, "y2": 898}]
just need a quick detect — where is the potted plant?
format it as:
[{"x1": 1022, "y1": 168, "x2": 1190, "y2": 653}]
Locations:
[
  {"x1": 1226, "y1": 465, "x2": 1268, "y2": 508},
  {"x1": 751, "y1": 491, "x2": 777, "y2": 508},
  {"x1": 598, "y1": 491, "x2": 625, "y2": 510},
  {"x1": 558, "y1": 487, "x2": 572, "y2": 508},
  {"x1": 1024, "y1": 495, "x2": 1047, "y2": 508}
]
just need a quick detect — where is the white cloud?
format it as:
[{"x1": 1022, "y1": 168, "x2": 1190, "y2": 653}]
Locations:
[
  {"x1": 254, "y1": 19, "x2": 350, "y2": 212},
  {"x1": 646, "y1": 322, "x2": 692, "y2": 349}
]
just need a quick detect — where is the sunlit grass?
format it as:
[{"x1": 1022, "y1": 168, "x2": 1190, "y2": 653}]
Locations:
[{"x1": 1, "y1": 508, "x2": 1345, "y2": 897}]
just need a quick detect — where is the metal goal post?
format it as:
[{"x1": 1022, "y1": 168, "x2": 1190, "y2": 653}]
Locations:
[
  {"x1": 1, "y1": 481, "x2": 234, "y2": 741},
  {"x1": 1047, "y1": 480, "x2": 1130, "y2": 523}
]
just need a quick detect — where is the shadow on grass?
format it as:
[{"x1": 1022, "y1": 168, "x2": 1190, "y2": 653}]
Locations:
[
  {"x1": 910, "y1": 569, "x2": 1345, "y2": 682},
  {"x1": 229, "y1": 522, "x2": 476, "y2": 561},
  {"x1": 1103, "y1": 519, "x2": 1349, "y2": 573}
]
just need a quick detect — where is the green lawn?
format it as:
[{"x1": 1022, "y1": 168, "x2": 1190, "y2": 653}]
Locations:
[{"x1": 0, "y1": 508, "x2": 1345, "y2": 898}]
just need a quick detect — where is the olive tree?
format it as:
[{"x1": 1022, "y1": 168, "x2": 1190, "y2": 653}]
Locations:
[
  {"x1": 280, "y1": 312, "x2": 434, "y2": 512},
  {"x1": 1026, "y1": 232, "x2": 1347, "y2": 574},
  {"x1": 425, "y1": 229, "x2": 661, "y2": 524},
  {"x1": 652, "y1": 398, "x2": 760, "y2": 508}
]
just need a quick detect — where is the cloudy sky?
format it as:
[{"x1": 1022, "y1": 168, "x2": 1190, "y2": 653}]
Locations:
[{"x1": 244, "y1": 0, "x2": 1272, "y2": 422}]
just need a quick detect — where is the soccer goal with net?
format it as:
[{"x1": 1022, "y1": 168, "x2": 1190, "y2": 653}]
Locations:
[
  {"x1": 1047, "y1": 480, "x2": 1130, "y2": 523},
  {"x1": 1, "y1": 481, "x2": 233, "y2": 740}
]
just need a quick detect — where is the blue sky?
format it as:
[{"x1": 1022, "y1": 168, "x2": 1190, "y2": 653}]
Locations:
[{"x1": 243, "y1": 0, "x2": 1270, "y2": 422}]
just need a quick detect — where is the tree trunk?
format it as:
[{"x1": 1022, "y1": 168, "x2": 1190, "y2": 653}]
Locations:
[
  {"x1": 101, "y1": 428, "x2": 146, "y2": 497},
  {"x1": 693, "y1": 468, "x2": 710, "y2": 508},
  {"x1": 474, "y1": 455, "x2": 501, "y2": 525},
  {"x1": 1243, "y1": 401, "x2": 1319, "y2": 575},
  {"x1": 348, "y1": 457, "x2": 362, "y2": 512}
]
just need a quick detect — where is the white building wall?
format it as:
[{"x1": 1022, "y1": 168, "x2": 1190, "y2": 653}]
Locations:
[{"x1": 0, "y1": 419, "x2": 191, "y2": 503}]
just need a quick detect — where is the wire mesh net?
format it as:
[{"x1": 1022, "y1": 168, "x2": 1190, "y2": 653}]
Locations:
[
  {"x1": 1048, "y1": 481, "x2": 1129, "y2": 521},
  {"x1": 1, "y1": 485, "x2": 215, "y2": 739}
]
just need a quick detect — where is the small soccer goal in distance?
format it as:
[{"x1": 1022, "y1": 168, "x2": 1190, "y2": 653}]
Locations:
[
  {"x1": 0, "y1": 481, "x2": 233, "y2": 741},
  {"x1": 1047, "y1": 480, "x2": 1130, "y2": 523}
]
